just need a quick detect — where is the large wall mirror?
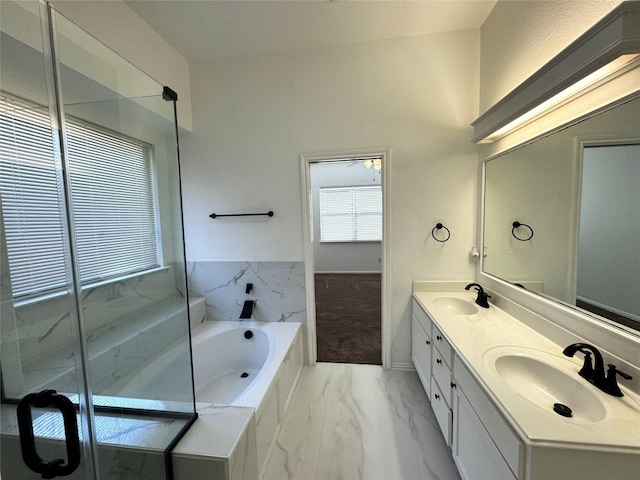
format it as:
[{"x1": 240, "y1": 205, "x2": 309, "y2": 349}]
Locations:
[{"x1": 482, "y1": 94, "x2": 640, "y2": 334}]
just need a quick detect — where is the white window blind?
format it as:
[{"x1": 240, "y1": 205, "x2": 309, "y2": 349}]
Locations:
[
  {"x1": 65, "y1": 122, "x2": 159, "y2": 284},
  {"x1": 319, "y1": 185, "x2": 382, "y2": 242},
  {"x1": 0, "y1": 95, "x2": 159, "y2": 299},
  {"x1": 0, "y1": 98, "x2": 68, "y2": 297}
]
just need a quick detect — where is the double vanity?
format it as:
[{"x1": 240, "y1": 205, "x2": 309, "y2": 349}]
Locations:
[{"x1": 412, "y1": 282, "x2": 640, "y2": 480}]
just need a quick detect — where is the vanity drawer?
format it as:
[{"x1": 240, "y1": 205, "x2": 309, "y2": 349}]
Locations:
[
  {"x1": 431, "y1": 380, "x2": 452, "y2": 446},
  {"x1": 432, "y1": 346, "x2": 453, "y2": 407},
  {"x1": 412, "y1": 299, "x2": 432, "y2": 336},
  {"x1": 433, "y1": 325, "x2": 453, "y2": 367}
]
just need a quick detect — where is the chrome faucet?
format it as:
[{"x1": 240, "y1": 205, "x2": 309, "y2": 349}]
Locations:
[
  {"x1": 562, "y1": 343, "x2": 632, "y2": 397},
  {"x1": 465, "y1": 283, "x2": 491, "y2": 308}
]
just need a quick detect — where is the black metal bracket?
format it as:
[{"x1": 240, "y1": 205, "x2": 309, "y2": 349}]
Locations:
[
  {"x1": 209, "y1": 211, "x2": 274, "y2": 219},
  {"x1": 162, "y1": 86, "x2": 178, "y2": 102}
]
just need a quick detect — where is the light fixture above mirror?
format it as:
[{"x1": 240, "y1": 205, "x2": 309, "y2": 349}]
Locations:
[{"x1": 472, "y1": 1, "x2": 640, "y2": 147}]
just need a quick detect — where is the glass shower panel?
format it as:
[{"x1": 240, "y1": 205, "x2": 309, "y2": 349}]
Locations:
[
  {"x1": 48, "y1": 8, "x2": 196, "y2": 477},
  {"x1": 51, "y1": 9, "x2": 195, "y2": 415},
  {"x1": 1, "y1": 1, "x2": 97, "y2": 478}
]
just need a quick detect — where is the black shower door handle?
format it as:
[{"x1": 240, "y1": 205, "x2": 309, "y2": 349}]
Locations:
[{"x1": 17, "y1": 389, "x2": 81, "y2": 478}]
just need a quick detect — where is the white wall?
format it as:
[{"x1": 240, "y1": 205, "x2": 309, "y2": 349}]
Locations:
[
  {"x1": 310, "y1": 161, "x2": 381, "y2": 273},
  {"x1": 180, "y1": 30, "x2": 480, "y2": 367}
]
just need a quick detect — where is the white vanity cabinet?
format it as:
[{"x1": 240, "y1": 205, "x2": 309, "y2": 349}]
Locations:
[
  {"x1": 412, "y1": 290, "x2": 640, "y2": 480},
  {"x1": 411, "y1": 300, "x2": 454, "y2": 447},
  {"x1": 412, "y1": 298, "x2": 523, "y2": 479},
  {"x1": 411, "y1": 300, "x2": 433, "y2": 397}
]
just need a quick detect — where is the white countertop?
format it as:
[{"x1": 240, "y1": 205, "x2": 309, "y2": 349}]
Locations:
[{"x1": 413, "y1": 290, "x2": 640, "y2": 452}]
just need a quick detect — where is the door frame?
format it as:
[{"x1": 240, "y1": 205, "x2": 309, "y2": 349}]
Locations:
[
  {"x1": 570, "y1": 134, "x2": 640, "y2": 308},
  {"x1": 300, "y1": 148, "x2": 391, "y2": 367}
]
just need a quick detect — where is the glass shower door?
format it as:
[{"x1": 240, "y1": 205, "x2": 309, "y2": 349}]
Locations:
[
  {"x1": 51, "y1": 4, "x2": 195, "y2": 414},
  {"x1": 49, "y1": 6, "x2": 196, "y2": 478},
  {"x1": 1, "y1": 1, "x2": 98, "y2": 477}
]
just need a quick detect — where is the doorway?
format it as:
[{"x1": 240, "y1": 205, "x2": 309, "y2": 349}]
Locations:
[
  {"x1": 576, "y1": 140, "x2": 640, "y2": 328},
  {"x1": 300, "y1": 149, "x2": 390, "y2": 367}
]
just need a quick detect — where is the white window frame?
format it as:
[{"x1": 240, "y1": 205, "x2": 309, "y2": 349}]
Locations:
[{"x1": 319, "y1": 185, "x2": 382, "y2": 243}]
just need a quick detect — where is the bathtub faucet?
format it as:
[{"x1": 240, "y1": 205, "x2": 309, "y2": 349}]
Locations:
[{"x1": 240, "y1": 300, "x2": 254, "y2": 319}]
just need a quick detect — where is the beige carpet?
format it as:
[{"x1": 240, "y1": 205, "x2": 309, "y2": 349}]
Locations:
[{"x1": 314, "y1": 273, "x2": 381, "y2": 365}]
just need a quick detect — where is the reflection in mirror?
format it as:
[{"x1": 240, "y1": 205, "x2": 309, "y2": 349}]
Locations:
[
  {"x1": 483, "y1": 95, "x2": 640, "y2": 332},
  {"x1": 577, "y1": 143, "x2": 640, "y2": 328}
]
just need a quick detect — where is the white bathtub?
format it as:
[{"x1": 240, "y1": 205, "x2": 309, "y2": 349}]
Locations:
[
  {"x1": 191, "y1": 320, "x2": 301, "y2": 406},
  {"x1": 189, "y1": 319, "x2": 304, "y2": 479}
]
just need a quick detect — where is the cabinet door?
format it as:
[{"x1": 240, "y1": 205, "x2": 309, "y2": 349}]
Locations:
[
  {"x1": 452, "y1": 386, "x2": 515, "y2": 480},
  {"x1": 411, "y1": 315, "x2": 432, "y2": 396}
]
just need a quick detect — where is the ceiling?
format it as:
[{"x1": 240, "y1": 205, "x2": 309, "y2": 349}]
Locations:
[{"x1": 125, "y1": 0, "x2": 497, "y2": 63}]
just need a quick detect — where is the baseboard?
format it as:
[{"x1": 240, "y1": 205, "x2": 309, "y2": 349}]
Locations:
[
  {"x1": 390, "y1": 362, "x2": 415, "y2": 371},
  {"x1": 314, "y1": 271, "x2": 382, "y2": 274}
]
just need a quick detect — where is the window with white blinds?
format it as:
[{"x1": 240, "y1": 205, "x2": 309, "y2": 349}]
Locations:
[
  {"x1": 0, "y1": 96, "x2": 160, "y2": 299},
  {"x1": 319, "y1": 185, "x2": 382, "y2": 242}
]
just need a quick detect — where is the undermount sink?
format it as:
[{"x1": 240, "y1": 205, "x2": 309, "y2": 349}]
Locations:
[
  {"x1": 432, "y1": 296, "x2": 478, "y2": 315},
  {"x1": 485, "y1": 348, "x2": 607, "y2": 422}
]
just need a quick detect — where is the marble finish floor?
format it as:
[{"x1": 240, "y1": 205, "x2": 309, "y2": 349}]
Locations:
[{"x1": 263, "y1": 363, "x2": 461, "y2": 480}]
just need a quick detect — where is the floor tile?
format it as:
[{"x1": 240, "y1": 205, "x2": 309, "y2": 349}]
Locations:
[
  {"x1": 264, "y1": 363, "x2": 461, "y2": 480},
  {"x1": 263, "y1": 364, "x2": 332, "y2": 480}
]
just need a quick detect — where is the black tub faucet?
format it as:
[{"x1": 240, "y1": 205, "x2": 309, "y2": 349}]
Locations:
[
  {"x1": 562, "y1": 343, "x2": 632, "y2": 397},
  {"x1": 465, "y1": 283, "x2": 491, "y2": 308},
  {"x1": 240, "y1": 300, "x2": 254, "y2": 319}
]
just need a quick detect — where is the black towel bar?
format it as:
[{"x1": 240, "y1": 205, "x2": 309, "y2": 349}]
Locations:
[{"x1": 209, "y1": 211, "x2": 274, "y2": 219}]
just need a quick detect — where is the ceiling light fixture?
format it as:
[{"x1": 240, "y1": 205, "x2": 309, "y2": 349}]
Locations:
[{"x1": 363, "y1": 158, "x2": 382, "y2": 171}]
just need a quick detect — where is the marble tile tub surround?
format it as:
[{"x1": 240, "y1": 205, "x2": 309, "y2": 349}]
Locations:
[
  {"x1": 187, "y1": 261, "x2": 306, "y2": 324},
  {"x1": 8, "y1": 267, "x2": 184, "y2": 367},
  {"x1": 3, "y1": 268, "x2": 190, "y2": 398},
  {"x1": 263, "y1": 363, "x2": 460, "y2": 480}
]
